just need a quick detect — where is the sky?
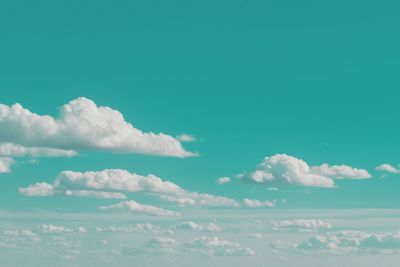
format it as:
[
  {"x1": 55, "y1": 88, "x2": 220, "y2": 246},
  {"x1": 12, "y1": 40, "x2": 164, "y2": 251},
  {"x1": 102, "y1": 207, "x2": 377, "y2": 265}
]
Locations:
[{"x1": 1, "y1": 0, "x2": 400, "y2": 266}]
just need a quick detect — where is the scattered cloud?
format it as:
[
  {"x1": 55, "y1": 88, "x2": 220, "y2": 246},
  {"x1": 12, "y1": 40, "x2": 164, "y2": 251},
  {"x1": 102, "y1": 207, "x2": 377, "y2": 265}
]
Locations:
[
  {"x1": 176, "y1": 134, "x2": 196, "y2": 142},
  {"x1": 0, "y1": 97, "x2": 194, "y2": 158},
  {"x1": 19, "y1": 183, "x2": 54, "y2": 196},
  {"x1": 0, "y1": 157, "x2": 14, "y2": 173},
  {"x1": 216, "y1": 176, "x2": 231, "y2": 184},
  {"x1": 64, "y1": 190, "x2": 127, "y2": 199},
  {"x1": 20, "y1": 169, "x2": 239, "y2": 208},
  {"x1": 243, "y1": 198, "x2": 276, "y2": 208},
  {"x1": 241, "y1": 154, "x2": 371, "y2": 188},
  {"x1": 273, "y1": 230, "x2": 400, "y2": 254},
  {"x1": 183, "y1": 236, "x2": 255, "y2": 256},
  {"x1": 270, "y1": 219, "x2": 332, "y2": 232},
  {"x1": 376, "y1": 164, "x2": 400, "y2": 174},
  {"x1": 174, "y1": 221, "x2": 223, "y2": 232},
  {"x1": 99, "y1": 200, "x2": 180, "y2": 217},
  {"x1": 0, "y1": 143, "x2": 77, "y2": 158}
]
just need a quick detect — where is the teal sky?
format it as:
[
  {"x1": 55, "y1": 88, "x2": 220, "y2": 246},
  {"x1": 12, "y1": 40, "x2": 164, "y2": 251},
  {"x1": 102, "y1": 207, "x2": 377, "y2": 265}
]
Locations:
[{"x1": 1, "y1": 1, "x2": 400, "y2": 266}]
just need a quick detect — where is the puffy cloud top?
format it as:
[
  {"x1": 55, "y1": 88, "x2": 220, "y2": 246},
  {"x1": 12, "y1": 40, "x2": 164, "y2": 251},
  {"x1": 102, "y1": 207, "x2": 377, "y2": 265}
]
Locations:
[
  {"x1": 243, "y1": 154, "x2": 371, "y2": 188},
  {"x1": 0, "y1": 97, "x2": 194, "y2": 157}
]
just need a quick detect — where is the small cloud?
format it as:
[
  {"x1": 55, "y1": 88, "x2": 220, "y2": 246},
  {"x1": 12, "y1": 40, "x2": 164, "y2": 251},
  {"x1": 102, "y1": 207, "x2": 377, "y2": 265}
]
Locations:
[
  {"x1": 240, "y1": 154, "x2": 371, "y2": 188},
  {"x1": 0, "y1": 157, "x2": 14, "y2": 173},
  {"x1": 375, "y1": 164, "x2": 400, "y2": 174},
  {"x1": 216, "y1": 176, "x2": 231, "y2": 185},
  {"x1": 99, "y1": 200, "x2": 180, "y2": 217},
  {"x1": 243, "y1": 198, "x2": 276, "y2": 208},
  {"x1": 183, "y1": 236, "x2": 255, "y2": 257},
  {"x1": 176, "y1": 134, "x2": 196, "y2": 142}
]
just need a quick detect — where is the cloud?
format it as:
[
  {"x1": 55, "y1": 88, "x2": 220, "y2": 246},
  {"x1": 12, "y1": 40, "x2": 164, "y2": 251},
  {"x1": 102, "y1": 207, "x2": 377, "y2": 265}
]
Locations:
[
  {"x1": 37, "y1": 224, "x2": 73, "y2": 234},
  {"x1": 273, "y1": 230, "x2": 400, "y2": 254},
  {"x1": 19, "y1": 183, "x2": 54, "y2": 196},
  {"x1": 157, "y1": 192, "x2": 239, "y2": 207},
  {"x1": 183, "y1": 236, "x2": 255, "y2": 256},
  {"x1": 176, "y1": 134, "x2": 196, "y2": 142},
  {"x1": 0, "y1": 97, "x2": 194, "y2": 157},
  {"x1": 96, "y1": 223, "x2": 166, "y2": 234},
  {"x1": 64, "y1": 190, "x2": 127, "y2": 199},
  {"x1": 174, "y1": 221, "x2": 223, "y2": 232},
  {"x1": 20, "y1": 169, "x2": 239, "y2": 207},
  {"x1": 270, "y1": 219, "x2": 332, "y2": 232},
  {"x1": 243, "y1": 198, "x2": 276, "y2": 208},
  {"x1": 242, "y1": 154, "x2": 371, "y2": 188},
  {"x1": 99, "y1": 200, "x2": 179, "y2": 217},
  {"x1": 376, "y1": 164, "x2": 400, "y2": 174},
  {"x1": 216, "y1": 176, "x2": 231, "y2": 184},
  {"x1": 0, "y1": 143, "x2": 77, "y2": 158},
  {"x1": 0, "y1": 157, "x2": 14, "y2": 173}
]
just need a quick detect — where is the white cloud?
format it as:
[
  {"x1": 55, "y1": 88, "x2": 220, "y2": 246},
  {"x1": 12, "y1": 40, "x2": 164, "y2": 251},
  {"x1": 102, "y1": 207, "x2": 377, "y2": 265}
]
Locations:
[
  {"x1": 270, "y1": 219, "x2": 332, "y2": 232},
  {"x1": 175, "y1": 221, "x2": 223, "y2": 232},
  {"x1": 183, "y1": 236, "x2": 255, "y2": 256},
  {"x1": 157, "y1": 192, "x2": 239, "y2": 207},
  {"x1": 64, "y1": 190, "x2": 127, "y2": 199},
  {"x1": 310, "y1": 163, "x2": 371, "y2": 179},
  {"x1": 0, "y1": 157, "x2": 14, "y2": 173},
  {"x1": 216, "y1": 176, "x2": 231, "y2": 184},
  {"x1": 274, "y1": 230, "x2": 400, "y2": 254},
  {"x1": 0, "y1": 143, "x2": 77, "y2": 158},
  {"x1": 99, "y1": 200, "x2": 180, "y2": 217},
  {"x1": 96, "y1": 223, "x2": 164, "y2": 234},
  {"x1": 20, "y1": 169, "x2": 239, "y2": 207},
  {"x1": 176, "y1": 134, "x2": 196, "y2": 142},
  {"x1": 242, "y1": 154, "x2": 371, "y2": 188},
  {"x1": 37, "y1": 224, "x2": 73, "y2": 234},
  {"x1": 19, "y1": 183, "x2": 54, "y2": 196},
  {"x1": 243, "y1": 198, "x2": 276, "y2": 208},
  {"x1": 0, "y1": 97, "x2": 194, "y2": 157},
  {"x1": 376, "y1": 164, "x2": 400, "y2": 174}
]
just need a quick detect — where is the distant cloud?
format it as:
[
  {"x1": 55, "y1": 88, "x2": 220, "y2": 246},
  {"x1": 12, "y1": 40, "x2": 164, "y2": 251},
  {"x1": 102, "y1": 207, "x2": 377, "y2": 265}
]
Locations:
[
  {"x1": 19, "y1": 182, "x2": 54, "y2": 196},
  {"x1": 273, "y1": 230, "x2": 400, "y2": 254},
  {"x1": 376, "y1": 164, "x2": 400, "y2": 174},
  {"x1": 174, "y1": 221, "x2": 223, "y2": 232},
  {"x1": 216, "y1": 176, "x2": 231, "y2": 184},
  {"x1": 20, "y1": 169, "x2": 239, "y2": 207},
  {"x1": 99, "y1": 200, "x2": 179, "y2": 217},
  {"x1": 241, "y1": 154, "x2": 371, "y2": 188},
  {"x1": 0, "y1": 157, "x2": 14, "y2": 173},
  {"x1": 243, "y1": 198, "x2": 276, "y2": 208},
  {"x1": 176, "y1": 134, "x2": 196, "y2": 142},
  {"x1": 0, "y1": 143, "x2": 77, "y2": 158},
  {"x1": 270, "y1": 219, "x2": 332, "y2": 232},
  {"x1": 0, "y1": 97, "x2": 194, "y2": 158},
  {"x1": 183, "y1": 236, "x2": 255, "y2": 256}
]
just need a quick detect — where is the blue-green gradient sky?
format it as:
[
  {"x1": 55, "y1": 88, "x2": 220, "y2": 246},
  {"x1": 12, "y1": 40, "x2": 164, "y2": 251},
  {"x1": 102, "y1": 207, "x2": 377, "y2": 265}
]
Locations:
[{"x1": 1, "y1": 1, "x2": 400, "y2": 266}]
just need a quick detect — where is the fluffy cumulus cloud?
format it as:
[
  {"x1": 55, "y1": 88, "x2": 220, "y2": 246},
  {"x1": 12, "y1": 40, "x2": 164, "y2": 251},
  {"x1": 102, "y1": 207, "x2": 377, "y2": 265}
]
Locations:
[
  {"x1": 273, "y1": 230, "x2": 400, "y2": 254},
  {"x1": 216, "y1": 176, "x2": 231, "y2": 184},
  {"x1": 242, "y1": 154, "x2": 371, "y2": 188},
  {"x1": 19, "y1": 169, "x2": 239, "y2": 207},
  {"x1": 99, "y1": 200, "x2": 179, "y2": 217},
  {"x1": 0, "y1": 97, "x2": 194, "y2": 158},
  {"x1": 0, "y1": 157, "x2": 14, "y2": 173},
  {"x1": 183, "y1": 236, "x2": 255, "y2": 256},
  {"x1": 243, "y1": 198, "x2": 276, "y2": 208},
  {"x1": 375, "y1": 164, "x2": 400, "y2": 174}
]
